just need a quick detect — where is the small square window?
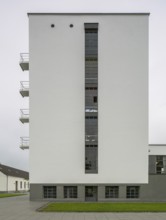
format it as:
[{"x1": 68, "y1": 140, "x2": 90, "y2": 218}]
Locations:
[
  {"x1": 105, "y1": 186, "x2": 119, "y2": 198},
  {"x1": 64, "y1": 186, "x2": 77, "y2": 198},
  {"x1": 126, "y1": 186, "x2": 139, "y2": 199},
  {"x1": 43, "y1": 186, "x2": 56, "y2": 198}
]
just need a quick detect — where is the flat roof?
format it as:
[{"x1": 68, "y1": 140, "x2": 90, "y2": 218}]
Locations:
[
  {"x1": 28, "y1": 13, "x2": 150, "y2": 16},
  {"x1": 149, "y1": 144, "x2": 166, "y2": 146}
]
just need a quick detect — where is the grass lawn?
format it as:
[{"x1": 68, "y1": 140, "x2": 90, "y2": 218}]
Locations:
[
  {"x1": 41, "y1": 202, "x2": 166, "y2": 212},
  {"x1": 0, "y1": 193, "x2": 26, "y2": 198}
]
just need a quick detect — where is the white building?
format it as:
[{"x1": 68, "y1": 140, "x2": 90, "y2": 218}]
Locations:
[
  {"x1": 19, "y1": 13, "x2": 166, "y2": 201},
  {"x1": 0, "y1": 164, "x2": 29, "y2": 192}
]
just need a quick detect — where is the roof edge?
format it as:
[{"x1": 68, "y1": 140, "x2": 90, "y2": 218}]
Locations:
[
  {"x1": 149, "y1": 144, "x2": 166, "y2": 146},
  {"x1": 0, "y1": 163, "x2": 29, "y2": 179},
  {"x1": 28, "y1": 12, "x2": 150, "y2": 16}
]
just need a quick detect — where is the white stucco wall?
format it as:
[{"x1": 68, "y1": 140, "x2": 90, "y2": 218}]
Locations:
[
  {"x1": 0, "y1": 172, "x2": 29, "y2": 192},
  {"x1": 7, "y1": 176, "x2": 29, "y2": 192},
  {"x1": 0, "y1": 172, "x2": 7, "y2": 191},
  {"x1": 29, "y1": 14, "x2": 149, "y2": 184}
]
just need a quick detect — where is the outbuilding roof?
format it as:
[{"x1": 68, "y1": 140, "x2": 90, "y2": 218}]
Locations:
[{"x1": 0, "y1": 164, "x2": 29, "y2": 179}]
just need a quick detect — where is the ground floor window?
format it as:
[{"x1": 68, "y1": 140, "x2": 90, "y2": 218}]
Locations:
[
  {"x1": 126, "y1": 186, "x2": 139, "y2": 198},
  {"x1": 85, "y1": 186, "x2": 98, "y2": 201},
  {"x1": 43, "y1": 186, "x2": 56, "y2": 198},
  {"x1": 105, "y1": 186, "x2": 119, "y2": 198},
  {"x1": 64, "y1": 186, "x2": 77, "y2": 198}
]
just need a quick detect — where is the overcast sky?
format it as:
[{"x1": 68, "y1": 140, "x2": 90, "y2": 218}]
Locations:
[{"x1": 0, "y1": 0, "x2": 166, "y2": 171}]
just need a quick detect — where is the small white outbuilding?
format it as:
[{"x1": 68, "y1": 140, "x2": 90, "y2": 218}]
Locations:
[{"x1": 0, "y1": 164, "x2": 29, "y2": 192}]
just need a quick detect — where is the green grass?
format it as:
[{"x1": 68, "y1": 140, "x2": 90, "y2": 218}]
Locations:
[
  {"x1": 0, "y1": 193, "x2": 26, "y2": 198},
  {"x1": 41, "y1": 202, "x2": 166, "y2": 212}
]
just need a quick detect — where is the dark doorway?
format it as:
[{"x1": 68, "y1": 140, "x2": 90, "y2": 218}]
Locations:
[
  {"x1": 85, "y1": 186, "x2": 98, "y2": 201},
  {"x1": 15, "y1": 181, "x2": 18, "y2": 192}
]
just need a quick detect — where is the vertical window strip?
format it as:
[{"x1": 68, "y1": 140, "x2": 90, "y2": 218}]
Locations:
[{"x1": 85, "y1": 23, "x2": 98, "y2": 174}]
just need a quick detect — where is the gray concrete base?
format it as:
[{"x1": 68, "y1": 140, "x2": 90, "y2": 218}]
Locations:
[{"x1": 30, "y1": 175, "x2": 166, "y2": 201}]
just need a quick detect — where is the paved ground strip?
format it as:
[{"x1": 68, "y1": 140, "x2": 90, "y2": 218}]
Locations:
[{"x1": 0, "y1": 195, "x2": 166, "y2": 220}]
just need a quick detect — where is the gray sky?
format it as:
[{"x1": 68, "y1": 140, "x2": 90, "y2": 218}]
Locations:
[{"x1": 0, "y1": 0, "x2": 166, "y2": 171}]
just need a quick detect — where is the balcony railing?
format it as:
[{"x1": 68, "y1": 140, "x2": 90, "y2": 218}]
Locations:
[
  {"x1": 85, "y1": 106, "x2": 98, "y2": 113},
  {"x1": 20, "y1": 81, "x2": 29, "y2": 97},
  {"x1": 85, "y1": 135, "x2": 98, "y2": 143},
  {"x1": 20, "y1": 137, "x2": 29, "y2": 150},
  {"x1": 19, "y1": 109, "x2": 29, "y2": 123},
  {"x1": 19, "y1": 53, "x2": 29, "y2": 71}
]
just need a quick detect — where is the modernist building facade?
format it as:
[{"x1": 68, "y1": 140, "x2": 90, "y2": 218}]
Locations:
[{"x1": 19, "y1": 13, "x2": 166, "y2": 201}]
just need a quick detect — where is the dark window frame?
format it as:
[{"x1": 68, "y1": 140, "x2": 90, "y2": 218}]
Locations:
[
  {"x1": 156, "y1": 156, "x2": 166, "y2": 174},
  {"x1": 105, "y1": 186, "x2": 119, "y2": 198},
  {"x1": 126, "y1": 186, "x2": 140, "y2": 199},
  {"x1": 43, "y1": 186, "x2": 56, "y2": 198},
  {"x1": 64, "y1": 186, "x2": 77, "y2": 198}
]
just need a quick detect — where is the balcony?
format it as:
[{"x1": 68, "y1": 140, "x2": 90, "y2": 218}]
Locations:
[
  {"x1": 20, "y1": 81, "x2": 29, "y2": 97},
  {"x1": 20, "y1": 137, "x2": 29, "y2": 150},
  {"x1": 19, "y1": 109, "x2": 29, "y2": 123},
  {"x1": 19, "y1": 53, "x2": 29, "y2": 71}
]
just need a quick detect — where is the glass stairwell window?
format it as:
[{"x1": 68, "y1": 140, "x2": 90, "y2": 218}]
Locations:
[{"x1": 85, "y1": 23, "x2": 98, "y2": 174}]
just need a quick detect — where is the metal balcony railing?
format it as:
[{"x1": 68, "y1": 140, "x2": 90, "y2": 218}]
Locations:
[
  {"x1": 20, "y1": 81, "x2": 29, "y2": 90},
  {"x1": 20, "y1": 53, "x2": 29, "y2": 62},
  {"x1": 85, "y1": 135, "x2": 98, "y2": 142},
  {"x1": 20, "y1": 137, "x2": 29, "y2": 150},
  {"x1": 20, "y1": 81, "x2": 29, "y2": 97},
  {"x1": 20, "y1": 109, "x2": 29, "y2": 123},
  {"x1": 19, "y1": 53, "x2": 29, "y2": 71}
]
